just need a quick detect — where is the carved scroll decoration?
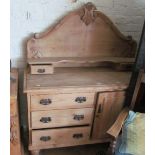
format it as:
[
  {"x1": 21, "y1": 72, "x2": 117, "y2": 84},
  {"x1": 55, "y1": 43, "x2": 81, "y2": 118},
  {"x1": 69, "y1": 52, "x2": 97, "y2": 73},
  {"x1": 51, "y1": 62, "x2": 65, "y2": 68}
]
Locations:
[
  {"x1": 80, "y1": 2, "x2": 97, "y2": 25},
  {"x1": 32, "y1": 51, "x2": 42, "y2": 59},
  {"x1": 10, "y1": 116, "x2": 18, "y2": 145}
]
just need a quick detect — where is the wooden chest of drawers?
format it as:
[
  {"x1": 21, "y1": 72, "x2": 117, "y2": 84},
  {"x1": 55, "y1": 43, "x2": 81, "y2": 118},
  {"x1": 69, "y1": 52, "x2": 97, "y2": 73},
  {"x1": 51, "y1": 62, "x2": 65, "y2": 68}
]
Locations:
[
  {"x1": 24, "y1": 68, "x2": 131, "y2": 155},
  {"x1": 24, "y1": 3, "x2": 136, "y2": 155}
]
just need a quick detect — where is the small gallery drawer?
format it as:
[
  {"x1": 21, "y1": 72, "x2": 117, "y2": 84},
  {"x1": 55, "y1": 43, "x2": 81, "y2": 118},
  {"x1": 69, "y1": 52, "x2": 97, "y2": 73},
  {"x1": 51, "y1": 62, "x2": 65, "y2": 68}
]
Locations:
[
  {"x1": 32, "y1": 126, "x2": 91, "y2": 147},
  {"x1": 31, "y1": 108, "x2": 93, "y2": 129},
  {"x1": 30, "y1": 64, "x2": 53, "y2": 74},
  {"x1": 31, "y1": 93, "x2": 95, "y2": 110}
]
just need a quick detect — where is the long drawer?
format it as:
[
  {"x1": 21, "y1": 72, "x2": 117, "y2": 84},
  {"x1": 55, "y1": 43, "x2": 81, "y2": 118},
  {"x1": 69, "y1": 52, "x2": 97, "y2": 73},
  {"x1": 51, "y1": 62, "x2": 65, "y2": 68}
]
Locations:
[
  {"x1": 32, "y1": 126, "x2": 91, "y2": 147},
  {"x1": 31, "y1": 93, "x2": 95, "y2": 111},
  {"x1": 31, "y1": 108, "x2": 93, "y2": 129}
]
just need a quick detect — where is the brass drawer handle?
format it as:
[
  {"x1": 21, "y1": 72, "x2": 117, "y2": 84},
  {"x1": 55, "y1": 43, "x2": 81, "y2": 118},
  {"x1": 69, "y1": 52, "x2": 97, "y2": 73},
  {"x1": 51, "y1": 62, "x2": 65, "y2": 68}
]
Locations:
[
  {"x1": 37, "y1": 69, "x2": 45, "y2": 73},
  {"x1": 40, "y1": 99, "x2": 52, "y2": 105},
  {"x1": 73, "y1": 114, "x2": 84, "y2": 121},
  {"x1": 40, "y1": 117, "x2": 52, "y2": 123},
  {"x1": 75, "y1": 97, "x2": 86, "y2": 103},
  {"x1": 40, "y1": 136, "x2": 51, "y2": 141},
  {"x1": 73, "y1": 133, "x2": 83, "y2": 139}
]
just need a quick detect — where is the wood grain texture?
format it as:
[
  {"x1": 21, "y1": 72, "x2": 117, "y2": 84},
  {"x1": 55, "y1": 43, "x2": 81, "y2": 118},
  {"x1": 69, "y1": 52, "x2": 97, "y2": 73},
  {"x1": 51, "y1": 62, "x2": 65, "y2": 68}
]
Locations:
[
  {"x1": 92, "y1": 91, "x2": 125, "y2": 139},
  {"x1": 31, "y1": 127, "x2": 91, "y2": 147},
  {"x1": 28, "y1": 57, "x2": 135, "y2": 65},
  {"x1": 10, "y1": 69, "x2": 18, "y2": 99},
  {"x1": 24, "y1": 67, "x2": 131, "y2": 93},
  {"x1": 28, "y1": 57, "x2": 135, "y2": 72},
  {"x1": 10, "y1": 69, "x2": 23, "y2": 155},
  {"x1": 130, "y1": 70, "x2": 145, "y2": 109},
  {"x1": 31, "y1": 108, "x2": 94, "y2": 129},
  {"x1": 106, "y1": 107, "x2": 129, "y2": 139},
  {"x1": 29, "y1": 137, "x2": 111, "y2": 150},
  {"x1": 27, "y1": 57, "x2": 135, "y2": 68},
  {"x1": 30, "y1": 92, "x2": 95, "y2": 111},
  {"x1": 27, "y1": 2, "x2": 136, "y2": 60}
]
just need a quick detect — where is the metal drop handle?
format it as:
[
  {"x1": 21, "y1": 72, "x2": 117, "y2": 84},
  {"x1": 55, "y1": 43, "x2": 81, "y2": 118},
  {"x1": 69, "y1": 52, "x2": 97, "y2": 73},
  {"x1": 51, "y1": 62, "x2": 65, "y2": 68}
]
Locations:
[
  {"x1": 40, "y1": 99, "x2": 52, "y2": 105},
  {"x1": 73, "y1": 133, "x2": 83, "y2": 139},
  {"x1": 37, "y1": 69, "x2": 45, "y2": 73},
  {"x1": 40, "y1": 136, "x2": 51, "y2": 141},
  {"x1": 75, "y1": 97, "x2": 86, "y2": 103},
  {"x1": 40, "y1": 117, "x2": 52, "y2": 123},
  {"x1": 73, "y1": 114, "x2": 84, "y2": 121}
]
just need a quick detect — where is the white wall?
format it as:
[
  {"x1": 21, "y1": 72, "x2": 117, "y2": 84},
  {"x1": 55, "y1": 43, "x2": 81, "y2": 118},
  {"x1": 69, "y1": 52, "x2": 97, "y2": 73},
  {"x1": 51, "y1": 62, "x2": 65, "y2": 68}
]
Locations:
[{"x1": 11, "y1": 0, "x2": 145, "y2": 68}]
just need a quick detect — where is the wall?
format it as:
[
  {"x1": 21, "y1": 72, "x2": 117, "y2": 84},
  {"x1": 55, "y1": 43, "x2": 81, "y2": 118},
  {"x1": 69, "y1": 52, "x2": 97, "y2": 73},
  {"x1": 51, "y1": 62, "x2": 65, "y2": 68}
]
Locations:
[{"x1": 11, "y1": 0, "x2": 145, "y2": 68}]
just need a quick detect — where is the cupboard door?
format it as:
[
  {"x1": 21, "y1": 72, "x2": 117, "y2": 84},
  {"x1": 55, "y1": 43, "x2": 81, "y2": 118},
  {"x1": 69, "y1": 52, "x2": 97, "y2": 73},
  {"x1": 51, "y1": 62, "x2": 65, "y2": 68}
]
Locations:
[{"x1": 92, "y1": 91, "x2": 125, "y2": 139}]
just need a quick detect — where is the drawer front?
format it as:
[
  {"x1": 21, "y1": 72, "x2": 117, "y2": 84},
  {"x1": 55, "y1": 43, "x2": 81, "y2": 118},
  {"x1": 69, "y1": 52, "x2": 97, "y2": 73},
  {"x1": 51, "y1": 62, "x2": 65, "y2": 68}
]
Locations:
[
  {"x1": 31, "y1": 93, "x2": 95, "y2": 110},
  {"x1": 30, "y1": 64, "x2": 53, "y2": 74},
  {"x1": 31, "y1": 108, "x2": 93, "y2": 129},
  {"x1": 32, "y1": 126, "x2": 90, "y2": 147}
]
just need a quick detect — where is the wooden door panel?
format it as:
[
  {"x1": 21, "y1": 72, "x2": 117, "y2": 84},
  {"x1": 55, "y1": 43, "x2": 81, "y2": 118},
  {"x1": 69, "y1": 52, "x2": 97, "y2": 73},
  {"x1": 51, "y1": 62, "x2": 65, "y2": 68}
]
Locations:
[{"x1": 92, "y1": 91, "x2": 125, "y2": 139}]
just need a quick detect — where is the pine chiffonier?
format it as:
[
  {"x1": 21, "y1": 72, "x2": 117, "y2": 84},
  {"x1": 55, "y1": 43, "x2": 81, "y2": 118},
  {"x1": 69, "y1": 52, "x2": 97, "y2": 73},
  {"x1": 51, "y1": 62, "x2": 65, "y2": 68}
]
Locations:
[{"x1": 24, "y1": 3, "x2": 137, "y2": 155}]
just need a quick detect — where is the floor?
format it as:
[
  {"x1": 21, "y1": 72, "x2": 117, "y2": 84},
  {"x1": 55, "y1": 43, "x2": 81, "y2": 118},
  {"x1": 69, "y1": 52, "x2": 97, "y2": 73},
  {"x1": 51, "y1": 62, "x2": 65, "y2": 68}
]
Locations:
[{"x1": 24, "y1": 143, "x2": 109, "y2": 155}]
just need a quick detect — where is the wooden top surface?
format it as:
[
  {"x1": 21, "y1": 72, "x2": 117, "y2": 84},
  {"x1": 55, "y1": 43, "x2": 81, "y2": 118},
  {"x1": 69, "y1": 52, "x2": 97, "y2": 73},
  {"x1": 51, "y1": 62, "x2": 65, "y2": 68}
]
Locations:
[
  {"x1": 10, "y1": 69, "x2": 18, "y2": 98},
  {"x1": 24, "y1": 67, "x2": 132, "y2": 93},
  {"x1": 28, "y1": 57, "x2": 135, "y2": 65}
]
